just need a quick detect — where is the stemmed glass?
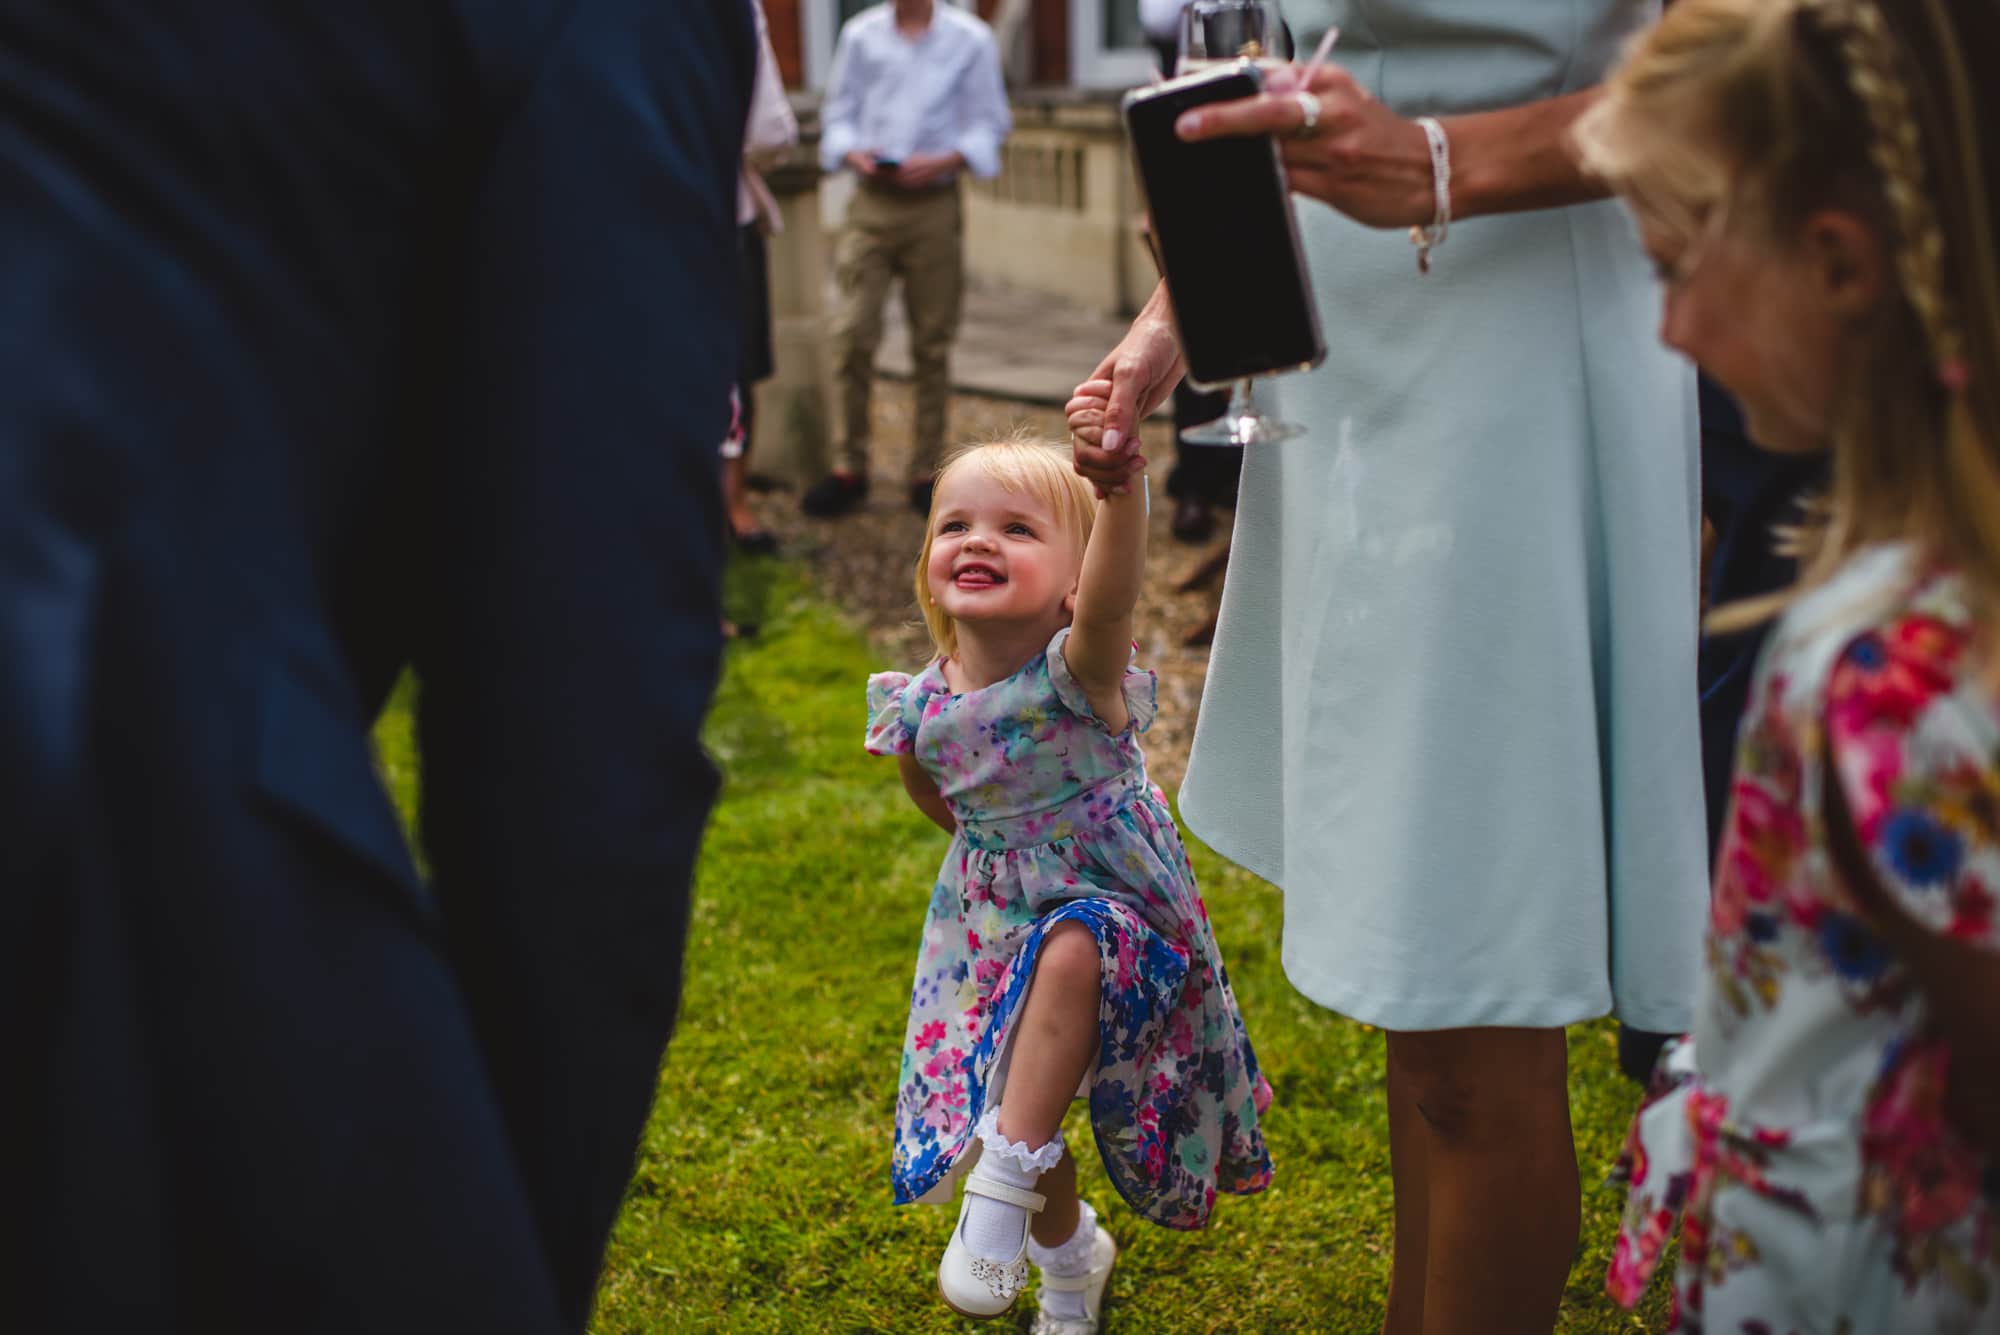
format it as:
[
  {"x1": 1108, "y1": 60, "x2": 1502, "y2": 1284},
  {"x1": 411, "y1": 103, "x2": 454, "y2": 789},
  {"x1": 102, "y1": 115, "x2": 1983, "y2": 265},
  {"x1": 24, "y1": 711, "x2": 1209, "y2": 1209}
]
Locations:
[{"x1": 1175, "y1": 0, "x2": 1305, "y2": 447}]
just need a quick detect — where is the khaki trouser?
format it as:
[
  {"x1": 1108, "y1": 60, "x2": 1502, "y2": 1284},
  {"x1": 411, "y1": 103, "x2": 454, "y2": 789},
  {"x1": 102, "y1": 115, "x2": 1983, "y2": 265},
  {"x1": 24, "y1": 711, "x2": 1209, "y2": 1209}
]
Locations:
[{"x1": 830, "y1": 180, "x2": 963, "y2": 480}]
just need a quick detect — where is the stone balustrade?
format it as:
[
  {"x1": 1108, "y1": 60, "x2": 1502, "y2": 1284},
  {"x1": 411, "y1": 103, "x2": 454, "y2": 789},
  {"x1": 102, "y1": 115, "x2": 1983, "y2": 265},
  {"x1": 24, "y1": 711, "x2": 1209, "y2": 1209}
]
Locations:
[{"x1": 964, "y1": 90, "x2": 1152, "y2": 321}]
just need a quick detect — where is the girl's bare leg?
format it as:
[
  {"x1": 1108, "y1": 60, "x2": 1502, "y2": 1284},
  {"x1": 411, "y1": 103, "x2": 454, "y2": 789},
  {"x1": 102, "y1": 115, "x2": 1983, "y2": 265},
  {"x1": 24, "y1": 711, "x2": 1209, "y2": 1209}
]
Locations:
[
  {"x1": 994, "y1": 922, "x2": 1099, "y2": 1246},
  {"x1": 1029, "y1": 1150, "x2": 1080, "y2": 1248},
  {"x1": 722, "y1": 451, "x2": 757, "y2": 537}
]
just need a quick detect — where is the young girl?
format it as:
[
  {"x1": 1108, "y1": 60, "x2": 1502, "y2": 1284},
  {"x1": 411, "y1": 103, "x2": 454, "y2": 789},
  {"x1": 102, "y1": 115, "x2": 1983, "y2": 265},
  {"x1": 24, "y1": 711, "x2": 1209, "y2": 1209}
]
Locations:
[
  {"x1": 865, "y1": 438, "x2": 1273, "y2": 1330},
  {"x1": 1575, "y1": 0, "x2": 2000, "y2": 1328}
]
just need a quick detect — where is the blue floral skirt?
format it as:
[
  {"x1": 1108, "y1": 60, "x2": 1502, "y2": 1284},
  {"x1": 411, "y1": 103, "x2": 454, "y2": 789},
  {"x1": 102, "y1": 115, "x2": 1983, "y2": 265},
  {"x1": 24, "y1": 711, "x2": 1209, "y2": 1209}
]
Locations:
[{"x1": 890, "y1": 796, "x2": 1274, "y2": 1229}]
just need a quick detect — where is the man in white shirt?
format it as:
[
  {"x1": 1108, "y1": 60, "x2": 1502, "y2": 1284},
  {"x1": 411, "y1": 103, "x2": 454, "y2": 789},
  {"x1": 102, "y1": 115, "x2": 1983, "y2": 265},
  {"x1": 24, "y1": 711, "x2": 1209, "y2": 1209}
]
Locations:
[{"x1": 804, "y1": 0, "x2": 1011, "y2": 518}]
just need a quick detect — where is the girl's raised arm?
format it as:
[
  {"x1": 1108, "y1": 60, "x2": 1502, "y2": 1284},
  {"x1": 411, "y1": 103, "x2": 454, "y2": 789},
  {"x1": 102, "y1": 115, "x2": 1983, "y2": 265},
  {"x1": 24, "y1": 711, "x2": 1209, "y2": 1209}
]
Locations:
[{"x1": 1065, "y1": 473, "x2": 1148, "y2": 732}]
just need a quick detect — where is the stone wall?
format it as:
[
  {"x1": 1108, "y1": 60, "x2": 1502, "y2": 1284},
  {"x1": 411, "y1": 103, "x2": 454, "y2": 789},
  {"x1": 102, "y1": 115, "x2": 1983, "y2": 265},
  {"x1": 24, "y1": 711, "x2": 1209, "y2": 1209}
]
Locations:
[
  {"x1": 963, "y1": 91, "x2": 1151, "y2": 320},
  {"x1": 753, "y1": 101, "x2": 839, "y2": 487}
]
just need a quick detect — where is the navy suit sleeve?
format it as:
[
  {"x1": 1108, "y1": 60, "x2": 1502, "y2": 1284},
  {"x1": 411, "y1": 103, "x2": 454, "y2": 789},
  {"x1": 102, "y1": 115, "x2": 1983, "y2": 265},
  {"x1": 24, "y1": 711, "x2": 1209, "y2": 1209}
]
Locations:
[{"x1": 414, "y1": 1, "x2": 751, "y2": 1323}]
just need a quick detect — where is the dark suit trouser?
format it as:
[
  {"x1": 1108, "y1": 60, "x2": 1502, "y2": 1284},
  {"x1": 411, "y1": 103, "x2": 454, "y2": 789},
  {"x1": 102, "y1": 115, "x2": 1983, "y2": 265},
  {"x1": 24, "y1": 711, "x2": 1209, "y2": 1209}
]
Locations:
[
  {"x1": 0, "y1": 3, "x2": 750, "y2": 1329},
  {"x1": 1617, "y1": 379, "x2": 1827, "y2": 1085}
]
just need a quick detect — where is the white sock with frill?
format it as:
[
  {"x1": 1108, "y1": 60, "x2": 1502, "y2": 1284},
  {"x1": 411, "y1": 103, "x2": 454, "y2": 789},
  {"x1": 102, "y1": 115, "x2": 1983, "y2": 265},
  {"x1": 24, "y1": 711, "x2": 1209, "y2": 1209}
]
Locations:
[
  {"x1": 962, "y1": 1106, "x2": 1065, "y2": 1259},
  {"x1": 1027, "y1": 1198, "x2": 1100, "y2": 1321}
]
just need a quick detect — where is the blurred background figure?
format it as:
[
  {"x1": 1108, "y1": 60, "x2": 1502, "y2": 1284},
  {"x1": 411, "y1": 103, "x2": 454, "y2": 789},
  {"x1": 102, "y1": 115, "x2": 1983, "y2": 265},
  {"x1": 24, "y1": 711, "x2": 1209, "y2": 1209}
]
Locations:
[
  {"x1": 805, "y1": 0, "x2": 1012, "y2": 519},
  {"x1": 0, "y1": 3, "x2": 751, "y2": 1331},
  {"x1": 727, "y1": 0, "x2": 801, "y2": 558}
]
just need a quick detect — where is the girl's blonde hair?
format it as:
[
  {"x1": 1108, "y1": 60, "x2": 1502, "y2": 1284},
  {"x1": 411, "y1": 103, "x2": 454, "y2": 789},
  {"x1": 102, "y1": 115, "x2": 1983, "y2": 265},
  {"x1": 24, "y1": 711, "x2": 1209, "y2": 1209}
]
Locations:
[
  {"x1": 1575, "y1": 0, "x2": 2000, "y2": 658},
  {"x1": 914, "y1": 436, "x2": 1099, "y2": 659}
]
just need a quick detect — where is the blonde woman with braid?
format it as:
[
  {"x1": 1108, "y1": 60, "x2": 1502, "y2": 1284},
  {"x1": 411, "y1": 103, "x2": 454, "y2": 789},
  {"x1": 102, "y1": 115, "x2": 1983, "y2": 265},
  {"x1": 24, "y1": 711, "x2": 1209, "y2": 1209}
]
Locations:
[{"x1": 1576, "y1": 0, "x2": 2000, "y2": 1328}]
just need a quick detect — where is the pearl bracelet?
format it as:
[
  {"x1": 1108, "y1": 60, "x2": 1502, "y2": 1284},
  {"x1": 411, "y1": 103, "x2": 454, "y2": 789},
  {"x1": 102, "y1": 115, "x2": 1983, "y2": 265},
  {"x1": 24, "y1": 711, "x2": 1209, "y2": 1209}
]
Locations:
[{"x1": 1409, "y1": 116, "x2": 1450, "y2": 274}]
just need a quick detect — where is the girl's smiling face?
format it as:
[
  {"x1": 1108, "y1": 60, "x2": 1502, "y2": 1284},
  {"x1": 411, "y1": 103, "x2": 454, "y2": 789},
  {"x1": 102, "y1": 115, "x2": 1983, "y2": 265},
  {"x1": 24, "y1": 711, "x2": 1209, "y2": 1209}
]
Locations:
[{"x1": 924, "y1": 466, "x2": 1082, "y2": 637}]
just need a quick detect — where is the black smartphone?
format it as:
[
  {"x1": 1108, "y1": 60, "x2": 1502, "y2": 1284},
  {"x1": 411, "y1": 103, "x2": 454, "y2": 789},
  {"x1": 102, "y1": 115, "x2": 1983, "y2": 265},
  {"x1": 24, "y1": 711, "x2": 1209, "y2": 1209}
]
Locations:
[
  {"x1": 873, "y1": 157, "x2": 901, "y2": 172},
  {"x1": 1123, "y1": 62, "x2": 1325, "y2": 388}
]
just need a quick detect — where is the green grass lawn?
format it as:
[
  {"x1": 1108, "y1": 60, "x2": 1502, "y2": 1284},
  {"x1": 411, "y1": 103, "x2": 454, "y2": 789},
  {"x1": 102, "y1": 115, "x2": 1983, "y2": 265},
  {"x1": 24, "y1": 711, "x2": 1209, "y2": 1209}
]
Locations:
[{"x1": 377, "y1": 558, "x2": 1672, "y2": 1333}]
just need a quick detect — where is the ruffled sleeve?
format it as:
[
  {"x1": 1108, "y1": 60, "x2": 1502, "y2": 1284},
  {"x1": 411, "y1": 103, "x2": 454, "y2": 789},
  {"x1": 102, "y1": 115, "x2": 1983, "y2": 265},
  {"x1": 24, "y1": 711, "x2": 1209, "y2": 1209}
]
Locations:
[
  {"x1": 1045, "y1": 626, "x2": 1158, "y2": 735},
  {"x1": 864, "y1": 670, "x2": 917, "y2": 756}
]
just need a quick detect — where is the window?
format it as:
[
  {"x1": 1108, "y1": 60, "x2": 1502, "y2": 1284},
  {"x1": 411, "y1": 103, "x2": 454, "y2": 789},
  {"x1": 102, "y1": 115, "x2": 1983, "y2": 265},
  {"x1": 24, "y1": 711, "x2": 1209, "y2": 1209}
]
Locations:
[
  {"x1": 1103, "y1": 0, "x2": 1145, "y2": 51},
  {"x1": 1073, "y1": 0, "x2": 1159, "y2": 89},
  {"x1": 1077, "y1": 1, "x2": 1340, "y2": 87}
]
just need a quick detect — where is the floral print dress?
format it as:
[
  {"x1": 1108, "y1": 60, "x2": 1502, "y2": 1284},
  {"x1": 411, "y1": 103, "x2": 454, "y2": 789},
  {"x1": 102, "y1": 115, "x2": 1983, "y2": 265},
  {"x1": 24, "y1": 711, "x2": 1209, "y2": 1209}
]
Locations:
[
  {"x1": 866, "y1": 627, "x2": 1274, "y2": 1228},
  {"x1": 1609, "y1": 543, "x2": 2000, "y2": 1333}
]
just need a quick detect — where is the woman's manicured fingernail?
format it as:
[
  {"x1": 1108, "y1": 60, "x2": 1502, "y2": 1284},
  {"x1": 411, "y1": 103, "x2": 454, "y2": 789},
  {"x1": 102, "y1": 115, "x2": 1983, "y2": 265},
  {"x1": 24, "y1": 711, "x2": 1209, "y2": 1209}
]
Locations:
[
  {"x1": 1176, "y1": 112, "x2": 1203, "y2": 137},
  {"x1": 1102, "y1": 428, "x2": 1121, "y2": 454}
]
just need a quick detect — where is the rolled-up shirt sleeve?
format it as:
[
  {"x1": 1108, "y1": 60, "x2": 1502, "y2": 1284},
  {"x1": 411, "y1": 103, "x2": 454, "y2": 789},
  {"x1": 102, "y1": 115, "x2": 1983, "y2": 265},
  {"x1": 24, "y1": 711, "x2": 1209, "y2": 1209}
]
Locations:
[
  {"x1": 953, "y1": 33, "x2": 1010, "y2": 179},
  {"x1": 818, "y1": 27, "x2": 861, "y2": 172}
]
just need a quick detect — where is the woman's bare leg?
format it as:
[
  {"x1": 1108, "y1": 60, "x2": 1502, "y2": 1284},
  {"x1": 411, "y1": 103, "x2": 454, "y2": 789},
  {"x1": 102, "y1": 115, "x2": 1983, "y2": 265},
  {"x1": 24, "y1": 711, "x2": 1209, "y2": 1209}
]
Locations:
[
  {"x1": 1386, "y1": 1026, "x2": 1578, "y2": 1335},
  {"x1": 1382, "y1": 1043, "x2": 1432, "y2": 1335}
]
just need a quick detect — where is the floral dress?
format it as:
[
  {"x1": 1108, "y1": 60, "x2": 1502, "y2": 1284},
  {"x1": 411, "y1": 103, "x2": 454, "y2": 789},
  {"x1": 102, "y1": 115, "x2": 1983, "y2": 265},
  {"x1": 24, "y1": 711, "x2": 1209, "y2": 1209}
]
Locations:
[
  {"x1": 1608, "y1": 543, "x2": 2000, "y2": 1333},
  {"x1": 866, "y1": 628, "x2": 1274, "y2": 1228}
]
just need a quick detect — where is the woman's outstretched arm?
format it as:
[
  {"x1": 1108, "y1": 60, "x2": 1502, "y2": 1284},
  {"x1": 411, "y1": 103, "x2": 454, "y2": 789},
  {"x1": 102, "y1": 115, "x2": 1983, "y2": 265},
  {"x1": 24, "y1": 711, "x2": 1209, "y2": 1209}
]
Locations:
[{"x1": 1176, "y1": 67, "x2": 1607, "y2": 228}]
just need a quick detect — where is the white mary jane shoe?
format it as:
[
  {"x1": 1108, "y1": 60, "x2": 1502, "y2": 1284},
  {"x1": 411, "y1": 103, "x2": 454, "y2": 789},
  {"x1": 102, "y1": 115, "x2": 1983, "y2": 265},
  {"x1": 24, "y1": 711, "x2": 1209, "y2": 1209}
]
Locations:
[
  {"x1": 1029, "y1": 1224, "x2": 1118, "y2": 1335},
  {"x1": 936, "y1": 1165, "x2": 1046, "y2": 1320}
]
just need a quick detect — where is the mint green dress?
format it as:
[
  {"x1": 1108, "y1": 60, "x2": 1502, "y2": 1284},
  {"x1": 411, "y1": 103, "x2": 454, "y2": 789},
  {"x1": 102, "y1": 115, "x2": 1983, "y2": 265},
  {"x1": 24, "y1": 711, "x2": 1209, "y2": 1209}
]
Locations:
[{"x1": 1178, "y1": 0, "x2": 1708, "y2": 1032}]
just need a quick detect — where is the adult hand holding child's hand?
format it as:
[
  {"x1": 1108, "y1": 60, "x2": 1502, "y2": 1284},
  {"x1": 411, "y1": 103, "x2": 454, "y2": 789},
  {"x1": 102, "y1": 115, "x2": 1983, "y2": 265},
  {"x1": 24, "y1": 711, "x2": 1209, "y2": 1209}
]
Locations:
[
  {"x1": 1066, "y1": 307, "x2": 1182, "y2": 498},
  {"x1": 1065, "y1": 380, "x2": 1135, "y2": 499}
]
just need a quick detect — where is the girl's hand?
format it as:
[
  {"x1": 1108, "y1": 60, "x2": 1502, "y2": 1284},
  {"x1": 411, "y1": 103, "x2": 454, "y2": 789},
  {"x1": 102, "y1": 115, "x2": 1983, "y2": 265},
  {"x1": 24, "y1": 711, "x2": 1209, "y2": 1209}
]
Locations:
[
  {"x1": 1065, "y1": 380, "x2": 1144, "y2": 498},
  {"x1": 1068, "y1": 310, "x2": 1182, "y2": 498},
  {"x1": 1176, "y1": 63, "x2": 1433, "y2": 229}
]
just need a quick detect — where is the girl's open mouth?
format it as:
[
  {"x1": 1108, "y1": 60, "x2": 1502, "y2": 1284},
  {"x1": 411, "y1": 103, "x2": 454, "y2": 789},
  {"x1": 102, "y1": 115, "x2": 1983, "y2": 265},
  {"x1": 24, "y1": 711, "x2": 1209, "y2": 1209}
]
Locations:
[{"x1": 953, "y1": 563, "x2": 1004, "y2": 589}]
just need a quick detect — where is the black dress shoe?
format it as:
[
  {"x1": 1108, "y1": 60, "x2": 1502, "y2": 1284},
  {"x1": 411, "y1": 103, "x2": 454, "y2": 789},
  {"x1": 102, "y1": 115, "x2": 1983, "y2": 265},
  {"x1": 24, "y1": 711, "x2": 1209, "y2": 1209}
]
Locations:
[
  {"x1": 1171, "y1": 496, "x2": 1215, "y2": 543},
  {"x1": 908, "y1": 478, "x2": 934, "y2": 515},
  {"x1": 732, "y1": 526, "x2": 780, "y2": 556},
  {"x1": 1617, "y1": 1025, "x2": 1676, "y2": 1087},
  {"x1": 801, "y1": 473, "x2": 868, "y2": 517}
]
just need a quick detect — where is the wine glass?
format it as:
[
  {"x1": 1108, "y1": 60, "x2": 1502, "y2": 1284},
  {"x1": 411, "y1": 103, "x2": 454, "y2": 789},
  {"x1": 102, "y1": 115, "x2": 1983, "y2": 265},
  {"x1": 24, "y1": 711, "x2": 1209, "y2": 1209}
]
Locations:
[
  {"x1": 1175, "y1": 0, "x2": 1305, "y2": 447},
  {"x1": 1177, "y1": 0, "x2": 1291, "y2": 71}
]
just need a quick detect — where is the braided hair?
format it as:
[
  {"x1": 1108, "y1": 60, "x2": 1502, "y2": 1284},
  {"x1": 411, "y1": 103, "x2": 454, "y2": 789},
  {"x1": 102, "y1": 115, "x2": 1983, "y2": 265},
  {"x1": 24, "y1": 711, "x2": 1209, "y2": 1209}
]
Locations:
[
  {"x1": 1577, "y1": 0, "x2": 2000, "y2": 670},
  {"x1": 1807, "y1": 0, "x2": 1964, "y2": 384}
]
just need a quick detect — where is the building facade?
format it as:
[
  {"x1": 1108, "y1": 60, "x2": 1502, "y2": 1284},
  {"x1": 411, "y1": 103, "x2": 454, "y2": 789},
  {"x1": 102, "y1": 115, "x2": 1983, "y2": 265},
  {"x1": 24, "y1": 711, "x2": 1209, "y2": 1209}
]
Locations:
[{"x1": 764, "y1": 0, "x2": 1159, "y2": 93}]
